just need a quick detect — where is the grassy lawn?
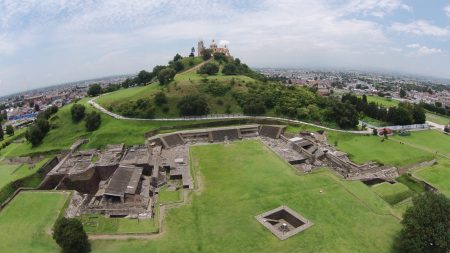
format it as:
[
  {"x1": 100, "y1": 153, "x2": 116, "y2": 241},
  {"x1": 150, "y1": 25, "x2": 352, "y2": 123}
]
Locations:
[
  {"x1": 364, "y1": 95, "x2": 400, "y2": 107},
  {"x1": 3, "y1": 99, "x2": 231, "y2": 157},
  {"x1": 371, "y1": 182, "x2": 414, "y2": 205},
  {"x1": 391, "y1": 130, "x2": 450, "y2": 157},
  {"x1": 0, "y1": 157, "x2": 49, "y2": 190},
  {"x1": 79, "y1": 214, "x2": 157, "y2": 234},
  {"x1": 327, "y1": 132, "x2": 434, "y2": 167},
  {"x1": 158, "y1": 186, "x2": 181, "y2": 203},
  {"x1": 414, "y1": 159, "x2": 450, "y2": 197},
  {"x1": 426, "y1": 112, "x2": 450, "y2": 125},
  {"x1": 92, "y1": 140, "x2": 400, "y2": 253},
  {"x1": 0, "y1": 191, "x2": 69, "y2": 253}
]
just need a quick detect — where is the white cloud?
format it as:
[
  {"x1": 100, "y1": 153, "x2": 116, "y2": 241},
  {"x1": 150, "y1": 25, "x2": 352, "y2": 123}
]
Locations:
[
  {"x1": 342, "y1": 0, "x2": 412, "y2": 17},
  {"x1": 406, "y1": 43, "x2": 442, "y2": 56},
  {"x1": 445, "y1": 4, "x2": 450, "y2": 17},
  {"x1": 391, "y1": 20, "x2": 450, "y2": 37}
]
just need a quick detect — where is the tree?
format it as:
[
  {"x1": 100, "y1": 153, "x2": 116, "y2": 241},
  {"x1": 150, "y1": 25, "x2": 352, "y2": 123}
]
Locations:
[
  {"x1": 71, "y1": 104, "x2": 86, "y2": 122},
  {"x1": 177, "y1": 95, "x2": 209, "y2": 116},
  {"x1": 202, "y1": 49, "x2": 212, "y2": 60},
  {"x1": 25, "y1": 125, "x2": 44, "y2": 146},
  {"x1": 412, "y1": 105, "x2": 426, "y2": 124},
  {"x1": 135, "y1": 70, "x2": 153, "y2": 85},
  {"x1": 171, "y1": 60, "x2": 184, "y2": 72},
  {"x1": 87, "y1": 84, "x2": 102, "y2": 97},
  {"x1": 157, "y1": 68, "x2": 176, "y2": 85},
  {"x1": 395, "y1": 192, "x2": 450, "y2": 253},
  {"x1": 213, "y1": 52, "x2": 227, "y2": 62},
  {"x1": 222, "y1": 63, "x2": 238, "y2": 75},
  {"x1": 173, "y1": 53, "x2": 183, "y2": 62},
  {"x1": 5, "y1": 125, "x2": 14, "y2": 136},
  {"x1": 36, "y1": 118, "x2": 50, "y2": 134},
  {"x1": 53, "y1": 217, "x2": 90, "y2": 253},
  {"x1": 243, "y1": 95, "x2": 266, "y2": 115},
  {"x1": 399, "y1": 88, "x2": 407, "y2": 98},
  {"x1": 328, "y1": 102, "x2": 359, "y2": 128},
  {"x1": 0, "y1": 122, "x2": 3, "y2": 140},
  {"x1": 85, "y1": 111, "x2": 101, "y2": 131},
  {"x1": 34, "y1": 104, "x2": 40, "y2": 112},
  {"x1": 197, "y1": 63, "x2": 219, "y2": 75},
  {"x1": 154, "y1": 91, "x2": 168, "y2": 106},
  {"x1": 189, "y1": 47, "x2": 195, "y2": 57}
]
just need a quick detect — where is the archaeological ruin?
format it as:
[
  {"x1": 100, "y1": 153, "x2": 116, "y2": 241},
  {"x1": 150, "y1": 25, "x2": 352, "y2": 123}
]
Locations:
[{"x1": 38, "y1": 124, "x2": 401, "y2": 237}]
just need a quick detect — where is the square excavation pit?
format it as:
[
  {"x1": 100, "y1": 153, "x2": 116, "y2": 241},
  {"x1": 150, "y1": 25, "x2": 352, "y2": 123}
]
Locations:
[{"x1": 255, "y1": 205, "x2": 313, "y2": 240}]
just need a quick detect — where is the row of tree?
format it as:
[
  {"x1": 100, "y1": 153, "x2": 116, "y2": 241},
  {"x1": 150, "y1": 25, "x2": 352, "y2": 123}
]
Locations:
[
  {"x1": 422, "y1": 101, "x2": 450, "y2": 117},
  {"x1": 342, "y1": 94, "x2": 426, "y2": 125}
]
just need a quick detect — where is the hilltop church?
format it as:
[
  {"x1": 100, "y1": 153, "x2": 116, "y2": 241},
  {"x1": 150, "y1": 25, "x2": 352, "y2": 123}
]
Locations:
[{"x1": 197, "y1": 40, "x2": 231, "y2": 57}]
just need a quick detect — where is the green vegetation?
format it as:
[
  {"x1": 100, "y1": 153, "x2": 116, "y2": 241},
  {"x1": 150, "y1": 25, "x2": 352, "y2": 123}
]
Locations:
[
  {"x1": 395, "y1": 192, "x2": 450, "y2": 253},
  {"x1": 0, "y1": 191, "x2": 69, "y2": 253},
  {"x1": 78, "y1": 214, "x2": 157, "y2": 234},
  {"x1": 414, "y1": 160, "x2": 450, "y2": 197},
  {"x1": 0, "y1": 157, "x2": 49, "y2": 190},
  {"x1": 364, "y1": 95, "x2": 400, "y2": 107},
  {"x1": 396, "y1": 174, "x2": 426, "y2": 194},
  {"x1": 372, "y1": 182, "x2": 414, "y2": 205},
  {"x1": 53, "y1": 217, "x2": 91, "y2": 253},
  {"x1": 1, "y1": 99, "x2": 228, "y2": 157},
  {"x1": 327, "y1": 132, "x2": 434, "y2": 167},
  {"x1": 426, "y1": 112, "x2": 450, "y2": 125},
  {"x1": 158, "y1": 186, "x2": 180, "y2": 203},
  {"x1": 391, "y1": 130, "x2": 450, "y2": 157},
  {"x1": 343, "y1": 94, "x2": 426, "y2": 126},
  {"x1": 92, "y1": 140, "x2": 400, "y2": 253}
]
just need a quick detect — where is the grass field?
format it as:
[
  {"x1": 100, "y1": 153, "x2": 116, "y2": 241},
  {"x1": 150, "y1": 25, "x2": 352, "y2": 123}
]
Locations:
[
  {"x1": 391, "y1": 130, "x2": 450, "y2": 157},
  {"x1": 92, "y1": 140, "x2": 400, "y2": 253},
  {"x1": 1, "y1": 99, "x2": 231, "y2": 157},
  {"x1": 364, "y1": 95, "x2": 400, "y2": 107},
  {"x1": 426, "y1": 112, "x2": 450, "y2": 125},
  {"x1": 158, "y1": 186, "x2": 181, "y2": 203},
  {"x1": 0, "y1": 191, "x2": 69, "y2": 253},
  {"x1": 326, "y1": 132, "x2": 434, "y2": 167},
  {"x1": 79, "y1": 214, "x2": 157, "y2": 234},
  {"x1": 0, "y1": 158, "x2": 49, "y2": 190},
  {"x1": 371, "y1": 182, "x2": 414, "y2": 205},
  {"x1": 414, "y1": 159, "x2": 450, "y2": 197},
  {"x1": 95, "y1": 59, "x2": 258, "y2": 118}
]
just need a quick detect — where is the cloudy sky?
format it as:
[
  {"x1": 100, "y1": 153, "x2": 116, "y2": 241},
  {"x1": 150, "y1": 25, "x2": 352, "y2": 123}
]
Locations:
[{"x1": 1, "y1": 0, "x2": 450, "y2": 95}]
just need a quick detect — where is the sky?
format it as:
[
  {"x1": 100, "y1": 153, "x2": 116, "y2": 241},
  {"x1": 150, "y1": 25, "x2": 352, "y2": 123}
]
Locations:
[{"x1": 1, "y1": 0, "x2": 450, "y2": 95}]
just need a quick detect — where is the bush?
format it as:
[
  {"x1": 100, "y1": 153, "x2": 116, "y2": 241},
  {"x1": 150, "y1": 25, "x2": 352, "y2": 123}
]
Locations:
[
  {"x1": 222, "y1": 62, "x2": 238, "y2": 75},
  {"x1": 197, "y1": 63, "x2": 219, "y2": 75},
  {"x1": 203, "y1": 82, "x2": 230, "y2": 96},
  {"x1": 154, "y1": 91, "x2": 168, "y2": 106},
  {"x1": 71, "y1": 104, "x2": 86, "y2": 122},
  {"x1": 177, "y1": 95, "x2": 210, "y2": 116},
  {"x1": 5, "y1": 125, "x2": 14, "y2": 136},
  {"x1": 85, "y1": 112, "x2": 101, "y2": 131},
  {"x1": 53, "y1": 217, "x2": 90, "y2": 253}
]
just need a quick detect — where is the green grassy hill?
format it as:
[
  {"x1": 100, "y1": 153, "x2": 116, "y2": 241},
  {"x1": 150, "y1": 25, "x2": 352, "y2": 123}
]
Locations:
[{"x1": 97, "y1": 57, "x2": 263, "y2": 118}]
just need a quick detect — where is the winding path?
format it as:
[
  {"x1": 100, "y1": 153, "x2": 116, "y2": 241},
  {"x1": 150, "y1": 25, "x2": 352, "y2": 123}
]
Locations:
[{"x1": 88, "y1": 97, "x2": 373, "y2": 134}]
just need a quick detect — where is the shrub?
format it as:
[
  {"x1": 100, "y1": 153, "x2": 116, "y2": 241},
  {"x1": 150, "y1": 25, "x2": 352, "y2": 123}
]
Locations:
[
  {"x1": 197, "y1": 63, "x2": 219, "y2": 75},
  {"x1": 85, "y1": 112, "x2": 101, "y2": 131},
  {"x1": 154, "y1": 91, "x2": 168, "y2": 106},
  {"x1": 177, "y1": 95, "x2": 210, "y2": 116},
  {"x1": 71, "y1": 104, "x2": 86, "y2": 122},
  {"x1": 53, "y1": 218, "x2": 90, "y2": 253}
]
